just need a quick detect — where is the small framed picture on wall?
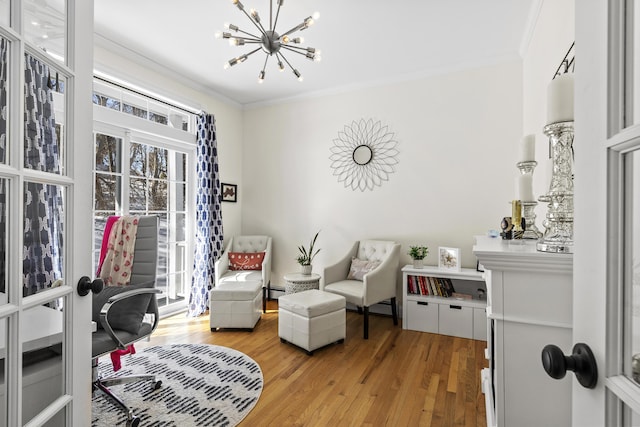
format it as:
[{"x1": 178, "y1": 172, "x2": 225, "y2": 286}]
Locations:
[
  {"x1": 438, "y1": 247, "x2": 460, "y2": 271},
  {"x1": 221, "y1": 183, "x2": 237, "y2": 203}
]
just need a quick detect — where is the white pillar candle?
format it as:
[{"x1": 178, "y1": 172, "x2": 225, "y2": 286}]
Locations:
[
  {"x1": 547, "y1": 73, "x2": 574, "y2": 124},
  {"x1": 520, "y1": 134, "x2": 535, "y2": 162},
  {"x1": 518, "y1": 173, "x2": 534, "y2": 201}
]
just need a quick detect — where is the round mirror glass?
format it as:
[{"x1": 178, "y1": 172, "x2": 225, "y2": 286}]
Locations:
[{"x1": 353, "y1": 145, "x2": 373, "y2": 165}]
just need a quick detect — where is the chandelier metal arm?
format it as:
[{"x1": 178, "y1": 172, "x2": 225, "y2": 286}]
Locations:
[
  {"x1": 233, "y1": 36, "x2": 263, "y2": 44},
  {"x1": 236, "y1": 40, "x2": 264, "y2": 46},
  {"x1": 280, "y1": 45, "x2": 317, "y2": 60},
  {"x1": 238, "y1": 8, "x2": 269, "y2": 38},
  {"x1": 280, "y1": 16, "x2": 314, "y2": 38},
  {"x1": 235, "y1": 27, "x2": 261, "y2": 39},
  {"x1": 272, "y1": 1, "x2": 283, "y2": 34},
  {"x1": 259, "y1": 54, "x2": 270, "y2": 82},
  {"x1": 278, "y1": 51, "x2": 299, "y2": 75},
  {"x1": 275, "y1": 51, "x2": 286, "y2": 70},
  {"x1": 281, "y1": 44, "x2": 314, "y2": 53},
  {"x1": 242, "y1": 47, "x2": 262, "y2": 60},
  {"x1": 254, "y1": 18, "x2": 270, "y2": 38},
  {"x1": 273, "y1": 51, "x2": 301, "y2": 80},
  {"x1": 279, "y1": 22, "x2": 306, "y2": 39},
  {"x1": 227, "y1": 47, "x2": 262, "y2": 68}
]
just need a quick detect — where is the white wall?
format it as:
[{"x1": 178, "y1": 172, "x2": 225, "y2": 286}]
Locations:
[{"x1": 242, "y1": 61, "x2": 524, "y2": 289}]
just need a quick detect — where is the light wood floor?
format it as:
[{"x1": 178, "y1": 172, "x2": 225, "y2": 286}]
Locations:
[{"x1": 137, "y1": 300, "x2": 488, "y2": 427}]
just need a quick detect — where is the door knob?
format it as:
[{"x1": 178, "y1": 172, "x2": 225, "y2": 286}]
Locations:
[
  {"x1": 542, "y1": 343, "x2": 598, "y2": 389},
  {"x1": 77, "y1": 276, "x2": 104, "y2": 296}
]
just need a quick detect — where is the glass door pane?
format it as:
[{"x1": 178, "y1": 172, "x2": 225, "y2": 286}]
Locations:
[
  {"x1": 21, "y1": 300, "x2": 65, "y2": 426},
  {"x1": 23, "y1": 0, "x2": 66, "y2": 65},
  {"x1": 24, "y1": 54, "x2": 66, "y2": 174},
  {"x1": 23, "y1": 182, "x2": 64, "y2": 297}
]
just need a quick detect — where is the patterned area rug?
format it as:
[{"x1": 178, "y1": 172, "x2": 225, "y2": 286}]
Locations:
[{"x1": 92, "y1": 344, "x2": 263, "y2": 426}]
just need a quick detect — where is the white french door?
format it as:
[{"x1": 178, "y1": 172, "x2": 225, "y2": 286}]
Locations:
[
  {"x1": 573, "y1": 1, "x2": 640, "y2": 425},
  {"x1": 0, "y1": 0, "x2": 93, "y2": 426}
]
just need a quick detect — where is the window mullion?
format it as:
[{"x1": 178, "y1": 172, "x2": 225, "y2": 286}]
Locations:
[{"x1": 121, "y1": 130, "x2": 131, "y2": 213}]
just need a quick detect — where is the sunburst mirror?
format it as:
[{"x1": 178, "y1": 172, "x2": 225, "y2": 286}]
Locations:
[{"x1": 329, "y1": 118, "x2": 399, "y2": 192}]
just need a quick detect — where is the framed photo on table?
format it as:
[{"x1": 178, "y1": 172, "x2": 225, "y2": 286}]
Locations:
[
  {"x1": 221, "y1": 183, "x2": 237, "y2": 202},
  {"x1": 438, "y1": 247, "x2": 460, "y2": 271}
]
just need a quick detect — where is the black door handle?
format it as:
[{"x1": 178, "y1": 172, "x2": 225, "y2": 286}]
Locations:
[
  {"x1": 77, "y1": 276, "x2": 104, "y2": 296},
  {"x1": 541, "y1": 343, "x2": 598, "y2": 389}
]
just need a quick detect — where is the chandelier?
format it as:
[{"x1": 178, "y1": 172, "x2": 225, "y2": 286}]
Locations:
[{"x1": 217, "y1": 0, "x2": 321, "y2": 83}]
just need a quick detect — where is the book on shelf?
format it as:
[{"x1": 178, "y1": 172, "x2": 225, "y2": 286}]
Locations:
[
  {"x1": 440, "y1": 278, "x2": 455, "y2": 297},
  {"x1": 407, "y1": 275, "x2": 457, "y2": 298}
]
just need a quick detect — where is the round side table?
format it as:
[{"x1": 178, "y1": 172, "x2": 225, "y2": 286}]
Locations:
[{"x1": 283, "y1": 273, "x2": 321, "y2": 294}]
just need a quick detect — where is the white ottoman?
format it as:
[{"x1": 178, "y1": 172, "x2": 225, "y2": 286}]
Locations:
[
  {"x1": 210, "y1": 280, "x2": 262, "y2": 331},
  {"x1": 278, "y1": 289, "x2": 346, "y2": 355}
]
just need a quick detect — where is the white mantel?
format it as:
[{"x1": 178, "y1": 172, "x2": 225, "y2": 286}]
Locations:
[{"x1": 473, "y1": 236, "x2": 573, "y2": 427}]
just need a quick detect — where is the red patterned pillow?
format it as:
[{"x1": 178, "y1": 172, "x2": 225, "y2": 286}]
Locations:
[{"x1": 228, "y1": 252, "x2": 265, "y2": 271}]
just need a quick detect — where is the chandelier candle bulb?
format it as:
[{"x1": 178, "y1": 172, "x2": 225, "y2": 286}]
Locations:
[
  {"x1": 520, "y1": 134, "x2": 535, "y2": 162},
  {"x1": 547, "y1": 73, "x2": 574, "y2": 124}
]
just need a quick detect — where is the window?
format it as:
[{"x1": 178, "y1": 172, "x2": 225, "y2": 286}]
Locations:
[
  {"x1": 92, "y1": 77, "x2": 196, "y2": 315},
  {"x1": 92, "y1": 78, "x2": 193, "y2": 131}
]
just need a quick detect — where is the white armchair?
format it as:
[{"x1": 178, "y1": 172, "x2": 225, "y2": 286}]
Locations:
[
  {"x1": 210, "y1": 235, "x2": 272, "y2": 331},
  {"x1": 322, "y1": 240, "x2": 400, "y2": 339}
]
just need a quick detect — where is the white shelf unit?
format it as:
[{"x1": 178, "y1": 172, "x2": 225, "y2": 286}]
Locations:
[{"x1": 401, "y1": 265, "x2": 487, "y2": 340}]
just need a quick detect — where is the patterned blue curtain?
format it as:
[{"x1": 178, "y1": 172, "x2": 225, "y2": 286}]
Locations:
[
  {"x1": 188, "y1": 112, "x2": 223, "y2": 317},
  {"x1": 0, "y1": 38, "x2": 7, "y2": 292},
  {"x1": 22, "y1": 53, "x2": 64, "y2": 296}
]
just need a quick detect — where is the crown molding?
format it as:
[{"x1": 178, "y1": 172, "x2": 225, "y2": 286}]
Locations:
[{"x1": 94, "y1": 32, "x2": 242, "y2": 111}]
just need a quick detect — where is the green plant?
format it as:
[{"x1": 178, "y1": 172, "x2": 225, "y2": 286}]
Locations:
[
  {"x1": 408, "y1": 245, "x2": 429, "y2": 260},
  {"x1": 296, "y1": 231, "x2": 321, "y2": 266}
]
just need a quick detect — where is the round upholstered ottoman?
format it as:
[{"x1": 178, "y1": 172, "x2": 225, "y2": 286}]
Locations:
[{"x1": 278, "y1": 289, "x2": 346, "y2": 355}]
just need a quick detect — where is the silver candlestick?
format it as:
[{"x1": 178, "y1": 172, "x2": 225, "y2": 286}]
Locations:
[
  {"x1": 537, "y1": 121, "x2": 574, "y2": 253},
  {"x1": 516, "y1": 160, "x2": 543, "y2": 239}
]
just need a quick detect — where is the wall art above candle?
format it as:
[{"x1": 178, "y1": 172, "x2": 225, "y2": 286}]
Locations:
[{"x1": 329, "y1": 118, "x2": 399, "y2": 192}]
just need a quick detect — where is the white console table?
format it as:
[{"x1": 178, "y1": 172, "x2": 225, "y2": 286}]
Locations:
[{"x1": 473, "y1": 236, "x2": 573, "y2": 427}]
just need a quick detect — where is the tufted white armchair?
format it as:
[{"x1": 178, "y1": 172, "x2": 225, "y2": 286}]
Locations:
[
  {"x1": 322, "y1": 240, "x2": 400, "y2": 339},
  {"x1": 215, "y1": 235, "x2": 272, "y2": 303},
  {"x1": 210, "y1": 235, "x2": 272, "y2": 331}
]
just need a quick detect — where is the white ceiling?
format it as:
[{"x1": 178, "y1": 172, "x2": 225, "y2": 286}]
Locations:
[{"x1": 93, "y1": 0, "x2": 539, "y2": 107}]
